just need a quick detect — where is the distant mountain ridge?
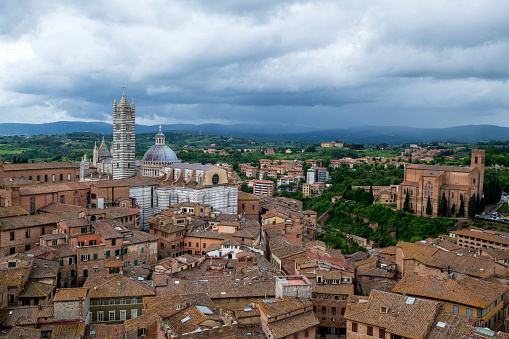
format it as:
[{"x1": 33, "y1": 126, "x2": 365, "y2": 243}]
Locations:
[{"x1": 0, "y1": 121, "x2": 507, "y2": 144}]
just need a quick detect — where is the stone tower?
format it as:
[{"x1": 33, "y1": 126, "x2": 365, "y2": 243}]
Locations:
[
  {"x1": 471, "y1": 149, "x2": 485, "y2": 195},
  {"x1": 112, "y1": 92, "x2": 136, "y2": 179}
]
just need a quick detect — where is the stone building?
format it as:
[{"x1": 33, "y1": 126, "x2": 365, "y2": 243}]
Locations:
[
  {"x1": 53, "y1": 287, "x2": 90, "y2": 323},
  {"x1": 1, "y1": 162, "x2": 81, "y2": 184},
  {"x1": 112, "y1": 92, "x2": 136, "y2": 180},
  {"x1": 397, "y1": 149, "x2": 485, "y2": 217}
]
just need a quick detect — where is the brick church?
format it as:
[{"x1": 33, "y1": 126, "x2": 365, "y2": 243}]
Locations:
[{"x1": 397, "y1": 149, "x2": 485, "y2": 217}]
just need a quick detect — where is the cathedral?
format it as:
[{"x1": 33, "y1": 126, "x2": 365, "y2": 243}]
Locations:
[
  {"x1": 397, "y1": 149, "x2": 485, "y2": 217},
  {"x1": 81, "y1": 90, "x2": 238, "y2": 229}
]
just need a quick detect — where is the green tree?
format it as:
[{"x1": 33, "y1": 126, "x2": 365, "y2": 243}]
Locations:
[
  {"x1": 450, "y1": 203, "x2": 456, "y2": 216},
  {"x1": 468, "y1": 194, "x2": 477, "y2": 219},
  {"x1": 403, "y1": 191, "x2": 410, "y2": 212},
  {"x1": 458, "y1": 196, "x2": 465, "y2": 217},
  {"x1": 426, "y1": 196, "x2": 432, "y2": 215},
  {"x1": 369, "y1": 185, "x2": 374, "y2": 204},
  {"x1": 439, "y1": 194, "x2": 448, "y2": 216}
]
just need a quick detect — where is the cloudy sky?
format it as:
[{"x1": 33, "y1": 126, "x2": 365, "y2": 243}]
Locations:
[{"x1": 1, "y1": 0, "x2": 509, "y2": 129}]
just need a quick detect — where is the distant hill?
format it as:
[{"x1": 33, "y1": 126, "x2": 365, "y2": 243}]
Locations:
[{"x1": 0, "y1": 121, "x2": 508, "y2": 144}]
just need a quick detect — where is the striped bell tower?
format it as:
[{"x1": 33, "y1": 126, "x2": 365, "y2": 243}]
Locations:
[{"x1": 112, "y1": 91, "x2": 136, "y2": 179}]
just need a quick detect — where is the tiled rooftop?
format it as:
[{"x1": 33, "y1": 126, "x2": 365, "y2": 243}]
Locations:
[
  {"x1": 345, "y1": 290, "x2": 440, "y2": 339},
  {"x1": 53, "y1": 287, "x2": 89, "y2": 302},
  {"x1": 392, "y1": 275, "x2": 508, "y2": 308}
]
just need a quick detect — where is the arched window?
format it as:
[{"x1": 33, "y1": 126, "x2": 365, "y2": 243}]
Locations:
[
  {"x1": 475, "y1": 157, "x2": 478, "y2": 164},
  {"x1": 212, "y1": 174, "x2": 220, "y2": 185}
]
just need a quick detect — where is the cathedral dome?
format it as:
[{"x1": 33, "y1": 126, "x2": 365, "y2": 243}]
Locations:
[
  {"x1": 142, "y1": 144, "x2": 179, "y2": 164},
  {"x1": 142, "y1": 126, "x2": 179, "y2": 165}
]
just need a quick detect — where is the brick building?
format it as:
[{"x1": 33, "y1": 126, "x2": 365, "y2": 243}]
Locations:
[
  {"x1": 238, "y1": 191, "x2": 260, "y2": 221},
  {"x1": 397, "y1": 149, "x2": 485, "y2": 217},
  {"x1": 252, "y1": 180, "x2": 274, "y2": 196},
  {"x1": 2, "y1": 162, "x2": 80, "y2": 184}
]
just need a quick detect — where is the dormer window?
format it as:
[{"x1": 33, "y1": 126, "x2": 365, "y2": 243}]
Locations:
[{"x1": 381, "y1": 306, "x2": 389, "y2": 313}]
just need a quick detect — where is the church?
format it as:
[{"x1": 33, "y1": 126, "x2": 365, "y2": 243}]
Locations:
[
  {"x1": 82, "y1": 91, "x2": 238, "y2": 229},
  {"x1": 397, "y1": 149, "x2": 485, "y2": 217}
]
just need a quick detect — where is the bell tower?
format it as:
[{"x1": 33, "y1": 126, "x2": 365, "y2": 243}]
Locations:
[
  {"x1": 112, "y1": 92, "x2": 136, "y2": 179},
  {"x1": 471, "y1": 149, "x2": 485, "y2": 196}
]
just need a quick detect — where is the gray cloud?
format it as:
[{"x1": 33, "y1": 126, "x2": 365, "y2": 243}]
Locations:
[{"x1": 1, "y1": 0, "x2": 509, "y2": 128}]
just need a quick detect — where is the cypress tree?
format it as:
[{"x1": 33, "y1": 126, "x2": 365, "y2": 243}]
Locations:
[
  {"x1": 404, "y1": 191, "x2": 410, "y2": 212},
  {"x1": 468, "y1": 194, "x2": 477, "y2": 219},
  {"x1": 439, "y1": 194, "x2": 448, "y2": 216},
  {"x1": 458, "y1": 197, "x2": 465, "y2": 217},
  {"x1": 451, "y1": 203, "x2": 456, "y2": 216},
  {"x1": 369, "y1": 185, "x2": 374, "y2": 204},
  {"x1": 426, "y1": 196, "x2": 432, "y2": 216}
]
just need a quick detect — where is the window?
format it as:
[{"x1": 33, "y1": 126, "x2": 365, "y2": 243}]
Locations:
[
  {"x1": 212, "y1": 174, "x2": 220, "y2": 185},
  {"x1": 52, "y1": 174, "x2": 56, "y2": 182},
  {"x1": 83, "y1": 269, "x2": 88, "y2": 277},
  {"x1": 58, "y1": 259, "x2": 63, "y2": 266},
  {"x1": 8, "y1": 295, "x2": 14, "y2": 303},
  {"x1": 69, "y1": 257, "x2": 75, "y2": 264},
  {"x1": 81, "y1": 227, "x2": 87, "y2": 234},
  {"x1": 30, "y1": 197, "x2": 35, "y2": 215},
  {"x1": 466, "y1": 308, "x2": 473, "y2": 317},
  {"x1": 322, "y1": 306, "x2": 326, "y2": 314},
  {"x1": 203, "y1": 243, "x2": 206, "y2": 248},
  {"x1": 109, "y1": 311, "x2": 115, "y2": 321},
  {"x1": 138, "y1": 328, "x2": 146, "y2": 336},
  {"x1": 110, "y1": 299, "x2": 115, "y2": 305},
  {"x1": 81, "y1": 254, "x2": 90, "y2": 261},
  {"x1": 453, "y1": 305, "x2": 459, "y2": 313},
  {"x1": 352, "y1": 322, "x2": 358, "y2": 333},
  {"x1": 106, "y1": 250, "x2": 110, "y2": 258},
  {"x1": 37, "y1": 175, "x2": 40, "y2": 181},
  {"x1": 25, "y1": 229, "x2": 30, "y2": 238},
  {"x1": 97, "y1": 312, "x2": 103, "y2": 322},
  {"x1": 71, "y1": 269, "x2": 75, "y2": 277},
  {"x1": 132, "y1": 298, "x2": 138, "y2": 304},
  {"x1": 41, "y1": 227, "x2": 45, "y2": 236},
  {"x1": 141, "y1": 247, "x2": 144, "y2": 253},
  {"x1": 59, "y1": 174, "x2": 63, "y2": 181},
  {"x1": 131, "y1": 310, "x2": 138, "y2": 318},
  {"x1": 120, "y1": 311, "x2": 126, "y2": 320},
  {"x1": 44, "y1": 174, "x2": 48, "y2": 182},
  {"x1": 68, "y1": 173, "x2": 71, "y2": 181},
  {"x1": 9, "y1": 247, "x2": 15, "y2": 255},
  {"x1": 8, "y1": 262, "x2": 16, "y2": 268},
  {"x1": 367, "y1": 326, "x2": 373, "y2": 336},
  {"x1": 10, "y1": 232, "x2": 14, "y2": 241},
  {"x1": 93, "y1": 253, "x2": 98, "y2": 260},
  {"x1": 196, "y1": 242, "x2": 199, "y2": 248},
  {"x1": 41, "y1": 331, "x2": 50, "y2": 338},
  {"x1": 378, "y1": 329, "x2": 386, "y2": 338},
  {"x1": 331, "y1": 307, "x2": 336, "y2": 315},
  {"x1": 304, "y1": 329, "x2": 309, "y2": 337},
  {"x1": 111, "y1": 239, "x2": 116, "y2": 246}
]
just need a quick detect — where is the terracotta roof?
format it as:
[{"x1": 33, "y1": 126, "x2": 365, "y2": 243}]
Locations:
[
  {"x1": 20, "y1": 181, "x2": 92, "y2": 195},
  {"x1": 266, "y1": 310, "x2": 319, "y2": 338},
  {"x1": 406, "y1": 163, "x2": 473, "y2": 173},
  {"x1": 30, "y1": 258, "x2": 59, "y2": 279},
  {"x1": 85, "y1": 323, "x2": 125, "y2": 339},
  {"x1": 162, "y1": 305, "x2": 223, "y2": 336},
  {"x1": 54, "y1": 244, "x2": 77, "y2": 258},
  {"x1": 92, "y1": 220, "x2": 122, "y2": 239},
  {"x1": 19, "y1": 281, "x2": 55, "y2": 298},
  {"x1": 238, "y1": 191, "x2": 259, "y2": 201},
  {"x1": 0, "y1": 212, "x2": 75, "y2": 230},
  {"x1": 124, "y1": 309, "x2": 160, "y2": 332},
  {"x1": 53, "y1": 287, "x2": 89, "y2": 302},
  {"x1": 38, "y1": 202, "x2": 85, "y2": 214},
  {"x1": 38, "y1": 322, "x2": 86, "y2": 339},
  {"x1": 427, "y1": 311, "x2": 509, "y2": 339},
  {"x1": 4, "y1": 162, "x2": 79, "y2": 171},
  {"x1": 258, "y1": 298, "x2": 313, "y2": 318},
  {"x1": 0, "y1": 305, "x2": 54, "y2": 326},
  {"x1": 92, "y1": 176, "x2": 158, "y2": 188},
  {"x1": 85, "y1": 275, "x2": 155, "y2": 299},
  {"x1": 157, "y1": 278, "x2": 275, "y2": 299},
  {"x1": 453, "y1": 229, "x2": 509, "y2": 246},
  {"x1": 0, "y1": 206, "x2": 29, "y2": 219},
  {"x1": 345, "y1": 290, "x2": 439, "y2": 339},
  {"x1": 5, "y1": 327, "x2": 41, "y2": 339},
  {"x1": 392, "y1": 275, "x2": 508, "y2": 308},
  {"x1": 0, "y1": 268, "x2": 30, "y2": 287}
]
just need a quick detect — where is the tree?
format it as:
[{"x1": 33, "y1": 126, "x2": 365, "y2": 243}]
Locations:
[
  {"x1": 468, "y1": 194, "x2": 477, "y2": 219},
  {"x1": 458, "y1": 196, "x2": 465, "y2": 217},
  {"x1": 451, "y1": 203, "x2": 456, "y2": 216},
  {"x1": 369, "y1": 185, "x2": 374, "y2": 204},
  {"x1": 426, "y1": 196, "x2": 432, "y2": 215},
  {"x1": 439, "y1": 194, "x2": 448, "y2": 216},
  {"x1": 403, "y1": 191, "x2": 410, "y2": 212}
]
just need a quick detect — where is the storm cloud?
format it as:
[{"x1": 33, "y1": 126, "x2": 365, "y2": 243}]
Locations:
[{"x1": 1, "y1": 0, "x2": 509, "y2": 129}]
